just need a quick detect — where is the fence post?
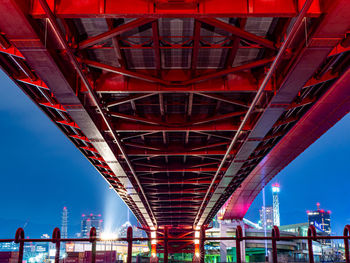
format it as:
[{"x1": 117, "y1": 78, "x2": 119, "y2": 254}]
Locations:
[
  {"x1": 164, "y1": 226, "x2": 168, "y2": 263},
  {"x1": 127, "y1": 226, "x2": 133, "y2": 263},
  {"x1": 271, "y1": 226, "x2": 280, "y2": 263},
  {"x1": 307, "y1": 225, "x2": 317, "y2": 263},
  {"x1": 52, "y1": 227, "x2": 61, "y2": 263},
  {"x1": 15, "y1": 228, "x2": 24, "y2": 263},
  {"x1": 89, "y1": 227, "x2": 97, "y2": 263},
  {"x1": 235, "y1": 225, "x2": 243, "y2": 263},
  {"x1": 344, "y1": 225, "x2": 350, "y2": 263}
]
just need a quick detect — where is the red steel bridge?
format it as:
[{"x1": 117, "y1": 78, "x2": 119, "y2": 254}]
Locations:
[{"x1": 0, "y1": 0, "x2": 350, "y2": 255}]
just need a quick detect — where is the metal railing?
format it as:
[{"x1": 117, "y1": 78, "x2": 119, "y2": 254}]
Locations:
[{"x1": 0, "y1": 225, "x2": 349, "y2": 263}]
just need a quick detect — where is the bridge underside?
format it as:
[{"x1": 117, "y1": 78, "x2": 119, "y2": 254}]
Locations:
[{"x1": 0, "y1": 1, "x2": 350, "y2": 246}]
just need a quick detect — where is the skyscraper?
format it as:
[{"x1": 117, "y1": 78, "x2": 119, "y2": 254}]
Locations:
[
  {"x1": 272, "y1": 183, "x2": 280, "y2": 226},
  {"x1": 81, "y1": 214, "x2": 103, "y2": 238},
  {"x1": 61, "y1": 207, "x2": 68, "y2": 239},
  {"x1": 307, "y1": 203, "x2": 331, "y2": 234},
  {"x1": 307, "y1": 203, "x2": 331, "y2": 245},
  {"x1": 259, "y1": 206, "x2": 274, "y2": 229}
]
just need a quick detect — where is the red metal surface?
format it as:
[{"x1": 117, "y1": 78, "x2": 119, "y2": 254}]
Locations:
[
  {"x1": 0, "y1": 0, "x2": 349, "y2": 242},
  {"x1": 29, "y1": 0, "x2": 322, "y2": 18},
  {"x1": 224, "y1": 53, "x2": 350, "y2": 219},
  {"x1": 198, "y1": 18, "x2": 277, "y2": 50}
]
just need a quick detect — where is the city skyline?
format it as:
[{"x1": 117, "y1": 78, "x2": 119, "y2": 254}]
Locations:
[{"x1": 0, "y1": 70, "x2": 349, "y2": 237}]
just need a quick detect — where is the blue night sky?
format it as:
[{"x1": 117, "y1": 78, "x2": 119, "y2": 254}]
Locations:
[{"x1": 0, "y1": 70, "x2": 349, "y2": 238}]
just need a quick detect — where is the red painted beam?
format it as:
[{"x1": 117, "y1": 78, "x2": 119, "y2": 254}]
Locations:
[
  {"x1": 198, "y1": 18, "x2": 277, "y2": 50},
  {"x1": 149, "y1": 198, "x2": 204, "y2": 202},
  {"x1": 106, "y1": 93, "x2": 155, "y2": 108},
  {"x1": 142, "y1": 180, "x2": 218, "y2": 185},
  {"x1": 85, "y1": 57, "x2": 273, "y2": 86},
  {"x1": 126, "y1": 142, "x2": 228, "y2": 152},
  {"x1": 110, "y1": 119, "x2": 251, "y2": 132},
  {"x1": 188, "y1": 111, "x2": 247, "y2": 125},
  {"x1": 147, "y1": 190, "x2": 210, "y2": 194},
  {"x1": 79, "y1": 18, "x2": 155, "y2": 49},
  {"x1": 110, "y1": 111, "x2": 246, "y2": 127},
  {"x1": 30, "y1": 0, "x2": 322, "y2": 18},
  {"x1": 0, "y1": 45, "x2": 24, "y2": 58},
  {"x1": 133, "y1": 166, "x2": 222, "y2": 173},
  {"x1": 125, "y1": 149, "x2": 226, "y2": 156},
  {"x1": 182, "y1": 57, "x2": 274, "y2": 85},
  {"x1": 93, "y1": 71, "x2": 273, "y2": 93},
  {"x1": 83, "y1": 59, "x2": 169, "y2": 85},
  {"x1": 197, "y1": 93, "x2": 249, "y2": 108},
  {"x1": 225, "y1": 18, "x2": 246, "y2": 68}
]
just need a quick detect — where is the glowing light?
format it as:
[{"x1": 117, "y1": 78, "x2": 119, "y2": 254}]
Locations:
[
  {"x1": 151, "y1": 240, "x2": 157, "y2": 245},
  {"x1": 151, "y1": 231, "x2": 156, "y2": 239},
  {"x1": 152, "y1": 253, "x2": 156, "y2": 258},
  {"x1": 194, "y1": 239, "x2": 199, "y2": 244},
  {"x1": 100, "y1": 231, "x2": 118, "y2": 240},
  {"x1": 195, "y1": 252, "x2": 200, "y2": 257},
  {"x1": 195, "y1": 231, "x2": 200, "y2": 238},
  {"x1": 272, "y1": 183, "x2": 280, "y2": 193}
]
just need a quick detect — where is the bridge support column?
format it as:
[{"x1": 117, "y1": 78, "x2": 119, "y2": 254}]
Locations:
[
  {"x1": 239, "y1": 220, "x2": 246, "y2": 263},
  {"x1": 220, "y1": 219, "x2": 246, "y2": 262},
  {"x1": 200, "y1": 226, "x2": 205, "y2": 263},
  {"x1": 150, "y1": 229, "x2": 158, "y2": 263},
  {"x1": 220, "y1": 224, "x2": 227, "y2": 262},
  {"x1": 164, "y1": 226, "x2": 168, "y2": 263}
]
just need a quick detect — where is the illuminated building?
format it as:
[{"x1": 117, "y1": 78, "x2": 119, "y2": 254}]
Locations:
[
  {"x1": 259, "y1": 206, "x2": 274, "y2": 229},
  {"x1": 307, "y1": 203, "x2": 331, "y2": 245},
  {"x1": 61, "y1": 206, "x2": 68, "y2": 239},
  {"x1": 272, "y1": 183, "x2": 280, "y2": 226},
  {"x1": 81, "y1": 214, "x2": 103, "y2": 238}
]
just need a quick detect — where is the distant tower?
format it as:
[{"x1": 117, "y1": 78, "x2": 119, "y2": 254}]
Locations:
[
  {"x1": 272, "y1": 183, "x2": 280, "y2": 226},
  {"x1": 62, "y1": 207, "x2": 68, "y2": 239}
]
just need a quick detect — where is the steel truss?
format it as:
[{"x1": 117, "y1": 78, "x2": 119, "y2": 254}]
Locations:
[{"x1": 0, "y1": 0, "x2": 349, "y2": 235}]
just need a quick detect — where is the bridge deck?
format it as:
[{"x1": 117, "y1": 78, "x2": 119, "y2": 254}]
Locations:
[{"x1": 0, "y1": 1, "x2": 349, "y2": 245}]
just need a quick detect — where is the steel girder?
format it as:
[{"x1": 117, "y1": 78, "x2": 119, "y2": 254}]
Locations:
[
  {"x1": 195, "y1": 0, "x2": 350, "y2": 226},
  {"x1": 0, "y1": 0, "x2": 349, "y2": 234},
  {"x1": 224, "y1": 63, "x2": 350, "y2": 219},
  {"x1": 30, "y1": 0, "x2": 322, "y2": 18}
]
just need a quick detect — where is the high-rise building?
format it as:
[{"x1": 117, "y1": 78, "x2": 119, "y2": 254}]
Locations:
[
  {"x1": 307, "y1": 203, "x2": 331, "y2": 234},
  {"x1": 307, "y1": 203, "x2": 331, "y2": 245},
  {"x1": 81, "y1": 214, "x2": 103, "y2": 238},
  {"x1": 61, "y1": 207, "x2": 68, "y2": 239},
  {"x1": 272, "y1": 183, "x2": 280, "y2": 226},
  {"x1": 259, "y1": 206, "x2": 274, "y2": 229}
]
